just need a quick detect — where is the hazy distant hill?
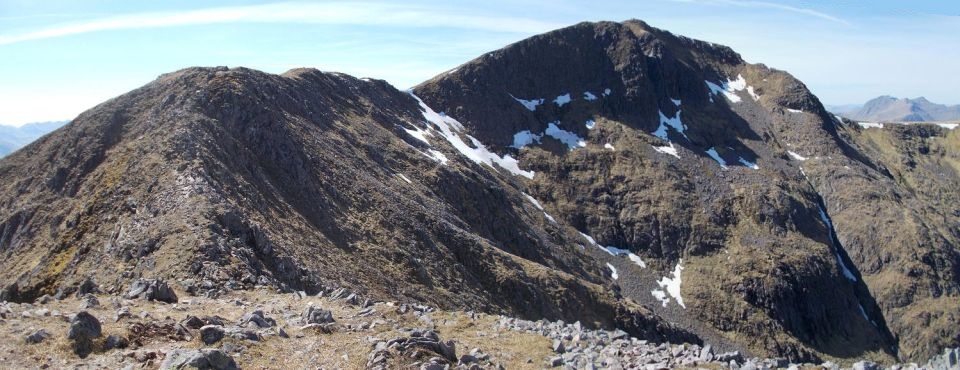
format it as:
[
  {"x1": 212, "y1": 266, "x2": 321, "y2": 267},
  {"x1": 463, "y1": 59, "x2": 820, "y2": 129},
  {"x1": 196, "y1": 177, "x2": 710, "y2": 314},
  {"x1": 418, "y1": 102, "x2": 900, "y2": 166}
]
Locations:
[
  {"x1": 824, "y1": 103, "x2": 862, "y2": 114},
  {"x1": 0, "y1": 121, "x2": 67, "y2": 157},
  {"x1": 832, "y1": 96, "x2": 960, "y2": 122}
]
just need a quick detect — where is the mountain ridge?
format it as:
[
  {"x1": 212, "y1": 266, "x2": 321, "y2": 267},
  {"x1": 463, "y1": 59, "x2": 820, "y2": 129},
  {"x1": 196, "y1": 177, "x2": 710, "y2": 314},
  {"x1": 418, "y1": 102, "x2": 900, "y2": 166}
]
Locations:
[
  {"x1": 0, "y1": 65, "x2": 696, "y2": 348},
  {"x1": 1, "y1": 20, "x2": 957, "y2": 365},
  {"x1": 832, "y1": 96, "x2": 960, "y2": 122}
]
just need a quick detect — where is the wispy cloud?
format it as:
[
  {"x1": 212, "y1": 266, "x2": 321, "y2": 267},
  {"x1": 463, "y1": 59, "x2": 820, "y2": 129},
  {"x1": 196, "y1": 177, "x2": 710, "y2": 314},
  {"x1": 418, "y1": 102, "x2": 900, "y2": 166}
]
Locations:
[
  {"x1": 0, "y1": 2, "x2": 563, "y2": 46},
  {"x1": 667, "y1": 0, "x2": 849, "y2": 25}
]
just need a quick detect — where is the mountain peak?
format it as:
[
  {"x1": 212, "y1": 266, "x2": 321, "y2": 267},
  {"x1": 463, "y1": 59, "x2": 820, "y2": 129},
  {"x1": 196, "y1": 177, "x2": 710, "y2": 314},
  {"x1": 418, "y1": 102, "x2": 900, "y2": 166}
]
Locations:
[
  {"x1": 2, "y1": 19, "x2": 958, "y2": 367},
  {"x1": 413, "y1": 19, "x2": 923, "y2": 362},
  {"x1": 842, "y1": 95, "x2": 959, "y2": 122}
]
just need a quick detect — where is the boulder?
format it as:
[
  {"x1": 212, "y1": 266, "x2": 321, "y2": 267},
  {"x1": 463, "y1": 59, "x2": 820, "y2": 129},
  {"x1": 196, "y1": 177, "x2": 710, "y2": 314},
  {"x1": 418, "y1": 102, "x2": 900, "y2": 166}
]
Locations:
[
  {"x1": 610, "y1": 329, "x2": 629, "y2": 341},
  {"x1": 105, "y1": 334, "x2": 129, "y2": 350},
  {"x1": 75, "y1": 276, "x2": 98, "y2": 298},
  {"x1": 820, "y1": 361, "x2": 841, "y2": 370},
  {"x1": 438, "y1": 340, "x2": 457, "y2": 361},
  {"x1": 181, "y1": 315, "x2": 205, "y2": 329},
  {"x1": 302, "y1": 305, "x2": 334, "y2": 325},
  {"x1": 200, "y1": 325, "x2": 225, "y2": 345},
  {"x1": 853, "y1": 361, "x2": 881, "y2": 370},
  {"x1": 159, "y1": 348, "x2": 239, "y2": 370},
  {"x1": 925, "y1": 348, "x2": 960, "y2": 370},
  {"x1": 67, "y1": 311, "x2": 102, "y2": 358},
  {"x1": 79, "y1": 293, "x2": 100, "y2": 309},
  {"x1": 226, "y1": 327, "x2": 261, "y2": 341},
  {"x1": 24, "y1": 329, "x2": 51, "y2": 344},
  {"x1": 552, "y1": 339, "x2": 565, "y2": 354},
  {"x1": 0, "y1": 283, "x2": 18, "y2": 302},
  {"x1": 459, "y1": 354, "x2": 478, "y2": 365},
  {"x1": 699, "y1": 344, "x2": 714, "y2": 362},
  {"x1": 715, "y1": 351, "x2": 743, "y2": 364},
  {"x1": 115, "y1": 306, "x2": 132, "y2": 321},
  {"x1": 549, "y1": 356, "x2": 563, "y2": 367},
  {"x1": 125, "y1": 279, "x2": 178, "y2": 303},
  {"x1": 239, "y1": 309, "x2": 275, "y2": 328}
]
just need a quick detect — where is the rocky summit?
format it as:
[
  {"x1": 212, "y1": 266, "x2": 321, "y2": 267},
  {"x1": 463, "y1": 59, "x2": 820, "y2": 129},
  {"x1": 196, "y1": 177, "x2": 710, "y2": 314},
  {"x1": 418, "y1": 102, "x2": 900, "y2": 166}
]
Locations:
[{"x1": 0, "y1": 19, "x2": 958, "y2": 368}]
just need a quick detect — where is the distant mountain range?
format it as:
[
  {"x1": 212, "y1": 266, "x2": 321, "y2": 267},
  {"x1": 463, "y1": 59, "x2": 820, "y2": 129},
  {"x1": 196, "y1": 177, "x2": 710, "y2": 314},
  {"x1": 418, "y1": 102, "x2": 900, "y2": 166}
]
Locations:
[
  {"x1": 0, "y1": 121, "x2": 67, "y2": 157},
  {"x1": 829, "y1": 96, "x2": 960, "y2": 122}
]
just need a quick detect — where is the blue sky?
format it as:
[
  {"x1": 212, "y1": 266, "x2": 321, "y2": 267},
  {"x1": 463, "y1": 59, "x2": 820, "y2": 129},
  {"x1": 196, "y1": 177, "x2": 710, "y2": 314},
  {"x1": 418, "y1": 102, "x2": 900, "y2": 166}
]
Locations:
[{"x1": 1, "y1": 0, "x2": 958, "y2": 126}]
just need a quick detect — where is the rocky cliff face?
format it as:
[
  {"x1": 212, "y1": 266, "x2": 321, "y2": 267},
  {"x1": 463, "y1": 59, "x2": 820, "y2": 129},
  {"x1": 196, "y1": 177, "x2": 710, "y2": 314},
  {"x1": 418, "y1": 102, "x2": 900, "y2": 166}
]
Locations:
[
  {"x1": 838, "y1": 122, "x2": 960, "y2": 361},
  {"x1": 1, "y1": 20, "x2": 957, "y2": 365},
  {"x1": 414, "y1": 20, "x2": 958, "y2": 362}
]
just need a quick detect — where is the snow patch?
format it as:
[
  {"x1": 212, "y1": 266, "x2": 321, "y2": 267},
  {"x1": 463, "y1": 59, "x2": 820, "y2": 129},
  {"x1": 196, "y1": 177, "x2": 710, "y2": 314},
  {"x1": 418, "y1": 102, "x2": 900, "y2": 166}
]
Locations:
[
  {"x1": 651, "y1": 289, "x2": 668, "y2": 307},
  {"x1": 627, "y1": 254, "x2": 647, "y2": 268},
  {"x1": 653, "y1": 143, "x2": 680, "y2": 158},
  {"x1": 607, "y1": 263, "x2": 619, "y2": 280},
  {"x1": 726, "y1": 74, "x2": 747, "y2": 91},
  {"x1": 404, "y1": 127, "x2": 433, "y2": 145},
  {"x1": 859, "y1": 304, "x2": 878, "y2": 327},
  {"x1": 522, "y1": 193, "x2": 557, "y2": 223},
  {"x1": 511, "y1": 130, "x2": 543, "y2": 149},
  {"x1": 936, "y1": 123, "x2": 958, "y2": 130},
  {"x1": 579, "y1": 232, "x2": 597, "y2": 246},
  {"x1": 522, "y1": 193, "x2": 545, "y2": 210},
  {"x1": 553, "y1": 93, "x2": 572, "y2": 107},
  {"x1": 651, "y1": 109, "x2": 686, "y2": 159},
  {"x1": 671, "y1": 98, "x2": 682, "y2": 106},
  {"x1": 653, "y1": 110, "x2": 688, "y2": 140},
  {"x1": 584, "y1": 91, "x2": 598, "y2": 101},
  {"x1": 585, "y1": 120, "x2": 596, "y2": 129},
  {"x1": 601, "y1": 245, "x2": 647, "y2": 269},
  {"x1": 706, "y1": 147, "x2": 727, "y2": 169},
  {"x1": 512, "y1": 123, "x2": 586, "y2": 151},
  {"x1": 857, "y1": 122, "x2": 883, "y2": 129},
  {"x1": 738, "y1": 157, "x2": 759, "y2": 170},
  {"x1": 412, "y1": 93, "x2": 533, "y2": 178},
  {"x1": 542, "y1": 212, "x2": 557, "y2": 223},
  {"x1": 706, "y1": 74, "x2": 757, "y2": 103},
  {"x1": 603, "y1": 88, "x2": 611, "y2": 96},
  {"x1": 510, "y1": 94, "x2": 544, "y2": 111},
  {"x1": 579, "y1": 232, "x2": 646, "y2": 269},
  {"x1": 817, "y1": 204, "x2": 858, "y2": 282},
  {"x1": 786, "y1": 108, "x2": 804, "y2": 113},
  {"x1": 651, "y1": 260, "x2": 685, "y2": 308},
  {"x1": 427, "y1": 149, "x2": 450, "y2": 165},
  {"x1": 544, "y1": 122, "x2": 587, "y2": 149},
  {"x1": 787, "y1": 151, "x2": 808, "y2": 161},
  {"x1": 397, "y1": 173, "x2": 412, "y2": 184},
  {"x1": 604, "y1": 143, "x2": 615, "y2": 151},
  {"x1": 858, "y1": 304, "x2": 870, "y2": 321}
]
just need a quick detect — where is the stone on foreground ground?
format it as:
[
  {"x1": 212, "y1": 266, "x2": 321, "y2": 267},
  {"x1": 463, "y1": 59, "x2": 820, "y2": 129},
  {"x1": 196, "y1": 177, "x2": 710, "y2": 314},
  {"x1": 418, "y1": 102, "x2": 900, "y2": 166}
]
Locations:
[{"x1": 0, "y1": 288, "x2": 955, "y2": 369}]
